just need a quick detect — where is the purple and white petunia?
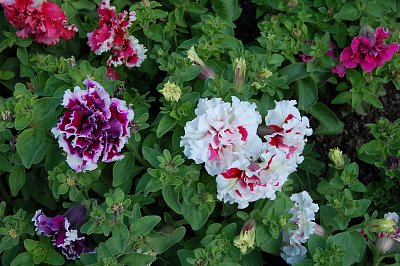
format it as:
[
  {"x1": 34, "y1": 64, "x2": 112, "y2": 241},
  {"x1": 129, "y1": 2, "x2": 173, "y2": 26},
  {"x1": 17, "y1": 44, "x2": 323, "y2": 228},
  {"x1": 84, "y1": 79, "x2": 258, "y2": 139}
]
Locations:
[
  {"x1": 52, "y1": 78, "x2": 134, "y2": 172},
  {"x1": 32, "y1": 206, "x2": 94, "y2": 260}
]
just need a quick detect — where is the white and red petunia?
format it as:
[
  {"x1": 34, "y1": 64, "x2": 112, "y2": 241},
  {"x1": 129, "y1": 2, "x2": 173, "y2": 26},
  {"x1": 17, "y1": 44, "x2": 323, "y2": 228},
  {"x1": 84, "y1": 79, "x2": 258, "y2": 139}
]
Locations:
[
  {"x1": 51, "y1": 78, "x2": 134, "y2": 172},
  {"x1": 107, "y1": 36, "x2": 147, "y2": 68},
  {"x1": 264, "y1": 100, "x2": 312, "y2": 164},
  {"x1": 0, "y1": 0, "x2": 77, "y2": 45},
  {"x1": 180, "y1": 97, "x2": 262, "y2": 175}
]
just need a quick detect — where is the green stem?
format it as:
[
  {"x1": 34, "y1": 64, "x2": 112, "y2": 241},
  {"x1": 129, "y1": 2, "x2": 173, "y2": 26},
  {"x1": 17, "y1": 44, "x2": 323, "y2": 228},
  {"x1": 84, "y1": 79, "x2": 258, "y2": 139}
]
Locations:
[
  {"x1": 373, "y1": 254, "x2": 383, "y2": 266},
  {"x1": 127, "y1": 142, "x2": 151, "y2": 168}
]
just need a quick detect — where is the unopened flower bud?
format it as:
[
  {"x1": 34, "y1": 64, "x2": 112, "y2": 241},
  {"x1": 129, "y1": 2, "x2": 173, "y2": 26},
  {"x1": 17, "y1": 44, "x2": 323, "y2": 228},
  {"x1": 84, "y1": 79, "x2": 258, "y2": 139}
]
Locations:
[
  {"x1": 313, "y1": 224, "x2": 327, "y2": 237},
  {"x1": 159, "y1": 81, "x2": 182, "y2": 102},
  {"x1": 368, "y1": 218, "x2": 396, "y2": 234},
  {"x1": 375, "y1": 237, "x2": 396, "y2": 254},
  {"x1": 233, "y1": 218, "x2": 256, "y2": 254},
  {"x1": 257, "y1": 68, "x2": 273, "y2": 80},
  {"x1": 328, "y1": 148, "x2": 345, "y2": 168},
  {"x1": 233, "y1": 58, "x2": 246, "y2": 87}
]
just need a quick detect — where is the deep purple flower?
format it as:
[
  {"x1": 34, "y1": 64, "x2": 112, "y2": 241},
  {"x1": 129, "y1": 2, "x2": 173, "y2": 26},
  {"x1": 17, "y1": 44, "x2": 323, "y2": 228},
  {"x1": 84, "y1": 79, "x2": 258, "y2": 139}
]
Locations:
[
  {"x1": 51, "y1": 78, "x2": 134, "y2": 172},
  {"x1": 63, "y1": 204, "x2": 87, "y2": 230},
  {"x1": 32, "y1": 210, "x2": 65, "y2": 236},
  {"x1": 340, "y1": 27, "x2": 399, "y2": 72}
]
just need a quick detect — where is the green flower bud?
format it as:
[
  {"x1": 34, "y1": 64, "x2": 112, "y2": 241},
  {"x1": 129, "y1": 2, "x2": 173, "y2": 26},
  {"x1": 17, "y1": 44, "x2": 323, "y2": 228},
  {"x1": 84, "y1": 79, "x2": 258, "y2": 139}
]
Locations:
[
  {"x1": 159, "y1": 81, "x2": 182, "y2": 102},
  {"x1": 368, "y1": 218, "x2": 396, "y2": 234},
  {"x1": 234, "y1": 218, "x2": 256, "y2": 254},
  {"x1": 328, "y1": 147, "x2": 345, "y2": 168}
]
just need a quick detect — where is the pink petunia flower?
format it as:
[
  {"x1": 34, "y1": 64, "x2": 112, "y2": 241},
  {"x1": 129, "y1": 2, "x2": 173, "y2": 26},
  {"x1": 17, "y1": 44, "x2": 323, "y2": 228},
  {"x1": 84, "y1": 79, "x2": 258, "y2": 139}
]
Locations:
[
  {"x1": 51, "y1": 78, "x2": 134, "y2": 172},
  {"x1": 340, "y1": 27, "x2": 399, "y2": 72},
  {"x1": 0, "y1": 0, "x2": 77, "y2": 45}
]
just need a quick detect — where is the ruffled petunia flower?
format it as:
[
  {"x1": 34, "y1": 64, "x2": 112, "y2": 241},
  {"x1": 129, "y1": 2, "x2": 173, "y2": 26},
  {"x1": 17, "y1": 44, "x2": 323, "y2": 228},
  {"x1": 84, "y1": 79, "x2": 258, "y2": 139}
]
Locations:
[
  {"x1": 281, "y1": 191, "x2": 319, "y2": 265},
  {"x1": 87, "y1": 0, "x2": 146, "y2": 72},
  {"x1": 32, "y1": 207, "x2": 94, "y2": 260},
  {"x1": 0, "y1": 0, "x2": 77, "y2": 45},
  {"x1": 180, "y1": 97, "x2": 262, "y2": 176},
  {"x1": 51, "y1": 78, "x2": 134, "y2": 172},
  {"x1": 340, "y1": 27, "x2": 399, "y2": 72},
  {"x1": 264, "y1": 100, "x2": 312, "y2": 164}
]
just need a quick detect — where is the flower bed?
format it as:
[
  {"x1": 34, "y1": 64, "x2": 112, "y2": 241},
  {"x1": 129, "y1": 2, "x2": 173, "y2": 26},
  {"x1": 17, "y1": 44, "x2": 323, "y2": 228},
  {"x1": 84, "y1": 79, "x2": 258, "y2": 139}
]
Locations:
[{"x1": 0, "y1": 0, "x2": 399, "y2": 265}]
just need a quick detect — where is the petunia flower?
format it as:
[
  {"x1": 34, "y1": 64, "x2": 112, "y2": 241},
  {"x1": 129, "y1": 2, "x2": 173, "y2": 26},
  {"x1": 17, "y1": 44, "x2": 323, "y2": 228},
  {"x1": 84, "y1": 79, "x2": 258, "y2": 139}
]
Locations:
[
  {"x1": 340, "y1": 27, "x2": 399, "y2": 72},
  {"x1": 281, "y1": 191, "x2": 319, "y2": 265},
  {"x1": 180, "y1": 97, "x2": 262, "y2": 176},
  {"x1": 51, "y1": 78, "x2": 134, "y2": 172},
  {"x1": 263, "y1": 100, "x2": 312, "y2": 164},
  {"x1": 32, "y1": 207, "x2": 94, "y2": 260},
  {"x1": 87, "y1": 0, "x2": 147, "y2": 68},
  {"x1": 0, "y1": 0, "x2": 77, "y2": 45}
]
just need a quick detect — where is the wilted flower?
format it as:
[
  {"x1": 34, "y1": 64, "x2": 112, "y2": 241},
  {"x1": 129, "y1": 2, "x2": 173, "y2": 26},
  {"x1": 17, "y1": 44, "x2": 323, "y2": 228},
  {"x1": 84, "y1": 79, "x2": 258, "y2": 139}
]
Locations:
[
  {"x1": 32, "y1": 208, "x2": 94, "y2": 260},
  {"x1": 0, "y1": 0, "x2": 77, "y2": 45},
  {"x1": 340, "y1": 27, "x2": 399, "y2": 72},
  {"x1": 281, "y1": 191, "x2": 319, "y2": 265},
  {"x1": 368, "y1": 218, "x2": 396, "y2": 234},
  {"x1": 180, "y1": 97, "x2": 262, "y2": 176},
  {"x1": 187, "y1": 46, "x2": 215, "y2": 79},
  {"x1": 159, "y1": 81, "x2": 182, "y2": 102},
  {"x1": 51, "y1": 78, "x2": 134, "y2": 172},
  {"x1": 233, "y1": 218, "x2": 256, "y2": 254},
  {"x1": 328, "y1": 147, "x2": 345, "y2": 168}
]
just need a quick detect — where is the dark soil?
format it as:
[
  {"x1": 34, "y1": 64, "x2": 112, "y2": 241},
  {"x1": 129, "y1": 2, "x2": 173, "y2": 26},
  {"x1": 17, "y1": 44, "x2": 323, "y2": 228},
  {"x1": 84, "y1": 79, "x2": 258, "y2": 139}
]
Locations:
[
  {"x1": 235, "y1": 0, "x2": 260, "y2": 44},
  {"x1": 312, "y1": 83, "x2": 400, "y2": 183}
]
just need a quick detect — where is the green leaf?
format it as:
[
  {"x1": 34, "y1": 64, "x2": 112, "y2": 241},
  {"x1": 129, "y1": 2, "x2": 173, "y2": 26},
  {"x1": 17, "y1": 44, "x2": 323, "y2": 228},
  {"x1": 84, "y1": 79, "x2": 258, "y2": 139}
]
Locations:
[
  {"x1": 42, "y1": 249, "x2": 65, "y2": 265},
  {"x1": 146, "y1": 226, "x2": 186, "y2": 254},
  {"x1": 119, "y1": 253, "x2": 156, "y2": 266},
  {"x1": 333, "y1": 3, "x2": 360, "y2": 21},
  {"x1": 143, "y1": 23, "x2": 164, "y2": 43},
  {"x1": 11, "y1": 252, "x2": 33, "y2": 266},
  {"x1": 162, "y1": 185, "x2": 183, "y2": 214},
  {"x1": 23, "y1": 239, "x2": 39, "y2": 253},
  {"x1": 363, "y1": 93, "x2": 383, "y2": 108},
  {"x1": 142, "y1": 147, "x2": 163, "y2": 168},
  {"x1": 278, "y1": 63, "x2": 308, "y2": 83},
  {"x1": 156, "y1": 115, "x2": 176, "y2": 138},
  {"x1": 112, "y1": 152, "x2": 135, "y2": 187},
  {"x1": 111, "y1": 223, "x2": 129, "y2": 253},
  {"x1": 17, "y1": 47, "x2": 28, "y2": 66},
  {"x1": 256, "y1": 224, "x2": 282, "y2": 255},
  {"x1": 0, "y1": 154, "x2": 12, "y2": 172},
  {"x1": 130, "y1": 216, "x2": 161, "y2": 236},
  {"x1": 9, "y1": 165, "x2": 26, "y2": 196},
  {"x1": 309, "y1": 102, "x2": 344, "y2": 135},
  {"x1": 0, "y1": 70, "x2": 15, "y2": 80},
  {"x1": 16, "y1": 128, "x2": 51, "y2": 168},
  {"x1": 210, "y1": 0, "x2": 241, "y2": 21},
  {"x1": 332, "y1": 91, "x2": 351, "y2": 104},
  {"x1": 308, "y1": 234, "x2": 326, "y2": 257},
  {"x1": 296, "y1": 77, "x2": 317, "y2": 111},
  {"x1": 183, "y1": 65, "x2": 202, "y2": 81}
]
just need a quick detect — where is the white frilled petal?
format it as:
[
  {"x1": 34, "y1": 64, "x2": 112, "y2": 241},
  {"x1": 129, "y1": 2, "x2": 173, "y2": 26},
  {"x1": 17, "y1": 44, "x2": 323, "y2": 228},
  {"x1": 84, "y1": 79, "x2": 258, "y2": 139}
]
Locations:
[
  {"x1": 281, "y1": 191, "x2": 319, "y2": 264},
  {"x1": 180, "y1": 97, "x2": 262, "y2": 176},
  {"x1": 264, "y1": 100, "x2": 312, "y2": 164},
  {"x1": 384, "y1": 212, "x2": 399, "y2": 224}
]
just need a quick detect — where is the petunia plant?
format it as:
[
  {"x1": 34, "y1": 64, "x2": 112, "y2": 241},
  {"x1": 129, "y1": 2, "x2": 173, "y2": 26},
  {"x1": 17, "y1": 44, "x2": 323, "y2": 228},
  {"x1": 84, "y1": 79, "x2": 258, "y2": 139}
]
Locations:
[{"x1": 0, "y1": 0, "x2": 399, "y2": 265}]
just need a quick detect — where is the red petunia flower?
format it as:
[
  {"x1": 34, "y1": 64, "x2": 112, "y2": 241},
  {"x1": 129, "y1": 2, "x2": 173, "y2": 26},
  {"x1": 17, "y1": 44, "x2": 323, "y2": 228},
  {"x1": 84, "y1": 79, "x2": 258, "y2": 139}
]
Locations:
[{"x1": 0, "y1": 0, "x2": 77, "y2": 45}]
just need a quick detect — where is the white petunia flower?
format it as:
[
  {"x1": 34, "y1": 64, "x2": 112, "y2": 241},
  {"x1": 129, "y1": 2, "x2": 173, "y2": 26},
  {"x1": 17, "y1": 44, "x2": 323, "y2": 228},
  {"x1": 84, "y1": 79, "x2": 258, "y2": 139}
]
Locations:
[
  {"x1": 180, "y1": 97, "x2": 262, "y2": 176},
  {"x1": 281, "y1": 191, "x2": 319, "y2": 265},
  {"x1": 264, "y1": 100, "x2": 312, "y2": 164}
]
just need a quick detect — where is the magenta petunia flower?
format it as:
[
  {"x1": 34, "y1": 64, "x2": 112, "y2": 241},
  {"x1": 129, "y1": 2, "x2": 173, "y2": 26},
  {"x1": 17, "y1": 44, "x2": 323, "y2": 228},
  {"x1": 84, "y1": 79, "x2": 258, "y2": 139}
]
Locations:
[
  {"x1": 340, "y1": 27, "x2": 399, "y2": 72},
  {"x1": 331, "y1": 64, "x2": 346, "y2": 78},
  {"x1": 51, "y1": 78, "x2": 134, "y2": 172},
  {"x1": 0, "y1": 0, "x2": 77, "y2": 45}
]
